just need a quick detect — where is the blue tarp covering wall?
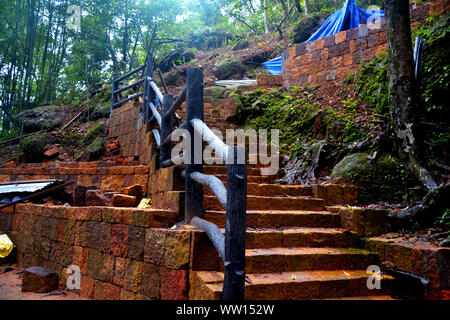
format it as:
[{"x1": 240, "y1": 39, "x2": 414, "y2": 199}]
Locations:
[
  {"x1": 262, "y1": 56, "x2": 283, "y2": 75},
  {"x1": 262, "y1": 0, "x2": 384, "y2": 75},
  {"x1": 306, "y1": 0, "x2": 384, "y2": 42}
]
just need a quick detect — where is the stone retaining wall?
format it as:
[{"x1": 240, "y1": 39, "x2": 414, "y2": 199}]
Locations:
[
  {"x1": 0, "y1": 162, "x2": 150, "y2": 194},
  {"x1": 0, "y1": 204, "x2": 201, "y2": 300},
  {"x1": 282, "y1": 0, "x2": 450, "y2": 86},
  {"x1": 364, "y1": 237, "x2": 450, "y2": 298},
  {"x1": 107, "y1": 88, "x2": 242, "y2": 166}
]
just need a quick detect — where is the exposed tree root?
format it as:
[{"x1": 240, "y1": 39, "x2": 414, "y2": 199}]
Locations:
[{"x1": 387, "y1": 183, "x2": 450, "y2": 230}]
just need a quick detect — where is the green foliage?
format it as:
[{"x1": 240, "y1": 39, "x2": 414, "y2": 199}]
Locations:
[
  {"x1": 357, "y1": 54, "x2": 390, "y2": 115},
  {"x1": 322, "y1": 100, "x2": 375, "y2": 146},
  {"x1": 435, "y1": 208, "x2": 450, "y2": 229},
  {"x1": 238, "y1": 86, "x2": 320, "y2": 158},
  {"x1": 238, "y1": 86, "x2": 375, "y2": 159},
  {"x1": 413, "y1": 14, "x2": 450, "y2": 160},
  {"x1": 0, "y1": 128, "x2": 20, "y2": 143},
  {"x1": 413, "y1": 14, "x2": 450, "y2": 114}
]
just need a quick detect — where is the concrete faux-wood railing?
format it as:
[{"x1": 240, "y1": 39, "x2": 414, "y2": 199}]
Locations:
[{"x1": 111, "y1": 64, "x2": 247, "y2": 300}]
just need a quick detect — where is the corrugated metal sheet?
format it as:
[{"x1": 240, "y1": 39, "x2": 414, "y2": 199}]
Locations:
[
  {"x1": 0, "y1": 180, "x2": 58, "y2": 195},
  {"x1": 215, "y1": 80, "x2": 257, "y2": 88}
]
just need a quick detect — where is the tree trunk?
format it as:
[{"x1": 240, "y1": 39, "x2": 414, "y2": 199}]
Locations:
[
  {"x1": 384, "y1": 0, "x2": 437, "y2": 191},
  {"x1": 279, "y1": 0, "x2": 291, "y2": 25},
  {"x1": 293, "y1": 0, "x2": 303, "y2": 14},
  {"x1": 304, "y1": 0, "x2": 309, "y2": 15},
  {"x1": 263, "y1": 0, "x2": 270, "y2": 34}
]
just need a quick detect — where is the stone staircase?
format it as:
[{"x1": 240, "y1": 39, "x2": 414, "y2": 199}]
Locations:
[{"x1": 188, "y1": 163, "x2": 395, "y2": 300}]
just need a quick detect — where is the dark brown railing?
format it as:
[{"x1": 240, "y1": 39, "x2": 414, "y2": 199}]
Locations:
[{"x1": 111, "y1": 60, "x2": 247, "y2": 300}]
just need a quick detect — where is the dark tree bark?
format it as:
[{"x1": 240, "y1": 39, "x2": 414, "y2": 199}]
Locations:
[
  {"x1": 293, "y1": 0, "x2": 303, "y2": 15},
  {"x1": 384, "y1": 0, "x2": 437, "y2": 191},
  {"x1": 278, "y1": 0, "x2": 291, "y2": 25},
  {"x1": 388, "y1": 183, "x2": 450, "y2": 229}
]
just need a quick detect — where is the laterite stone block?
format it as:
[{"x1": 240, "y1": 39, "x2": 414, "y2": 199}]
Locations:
[{"x1": 159, "y1": 268, "x2": 188, "y2": 300}]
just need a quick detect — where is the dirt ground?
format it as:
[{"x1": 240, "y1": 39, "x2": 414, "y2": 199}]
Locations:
[{"x1": 0, "y1": 265, "x2": 84, "y2": 300}]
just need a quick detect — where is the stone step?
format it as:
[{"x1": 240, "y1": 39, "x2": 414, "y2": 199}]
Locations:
[
  {"x1": 214, "y1": 174, "x2": 274, "y2": 184},
  {"x1": 190, "y1": 270, "x2": 394, "y2": 300},
  {"x1": 204, "y1": 210, "x2": 339, "y2": 228},
  {"x1": 243, "y1": 227, "x2": 357, "y2": 249},
  {"x1": 204, "y1": 195, "x2": 325, "y2": 211},
  {"x1": 203, "y1": 166, "x2": 263, "y2": 176},
  {"x1": 202, "y1": 161, "x2": 278, "y2": 169},
  {"x1": 242, "y1": 247, "x2": 379, "y2": 273},
  {"x1": 204, "y1": 183, "x2": 312, "y2": 197}
]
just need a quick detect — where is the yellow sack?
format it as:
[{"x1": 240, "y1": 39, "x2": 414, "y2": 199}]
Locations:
[
  {"x1": 0, "y1": 234, "x2": 14, "y2": 258},
  {"x1": 137, "y1": 198, "x2": 152, "y2": 209}
]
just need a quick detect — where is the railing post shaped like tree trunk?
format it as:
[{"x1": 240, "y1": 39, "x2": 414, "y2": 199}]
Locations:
[
  {"x1": 111, "y1": 75, "x2": 118, "y2": 114},
  {"x1": 160, "y1": 94, "x2": 174, "y2": 164},
  {"x1": 144, "y1": 57, "x2": 156, "y2": 127},
  {"x1": 222, "y1": 146, "x2": 247, "y2": 300},
  {"x1": 185, "y1": 68, "x2": 205, "y2": 222},
  {"x1": 109, "y1": 76, "x2": 118, "y2": 135}
]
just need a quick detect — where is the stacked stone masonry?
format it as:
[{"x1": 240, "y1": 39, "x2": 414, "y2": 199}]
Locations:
[
  {"x1": 108, "y1": 88, "x2": 242, "y2": 166},
  {"x1": 0, "y1": 161, "x2": 150, "y2": 194},
  {"x1": 282, "y1": 0, "x2": 450, "y2": 86},
  {"x1": 0, "y1": 204, "x2": 195, "y2": 300}
]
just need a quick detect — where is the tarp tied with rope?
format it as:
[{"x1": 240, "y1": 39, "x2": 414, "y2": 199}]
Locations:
[{"x1": 262, "y1": 0, "x2": 384, "y2": 75}]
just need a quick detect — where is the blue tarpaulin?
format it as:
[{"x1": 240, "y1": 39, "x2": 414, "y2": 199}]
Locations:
[
  {"x1": 306, "y1": 0, "x2": 384, "y2": 42},
  {"x1": 262, "y1": 56, "x2": 283, "y2": 75},
  {"x1": 262, "y1": 0, "x2": 384, "y2": 75}
]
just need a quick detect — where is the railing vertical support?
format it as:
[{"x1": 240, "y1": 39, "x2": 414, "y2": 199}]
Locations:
[
  {"x1": 144, "y1": 57, "x2": 155, "y2": 127},
  {"x1": 111, "y1": 76, "x2": 118, "y2": 113},
  {"x1": 185, "y1": 68, "x2": 205, "y2": 222},
  {"x1": 223, "y1": 146, "x2": 247, "y2": 300},
  {"x1": 108, "y1": 76, "x2": 118, "y2": 135},
  {"x1": 160, "y1": 94, "x2": 174, "y2": 164}
]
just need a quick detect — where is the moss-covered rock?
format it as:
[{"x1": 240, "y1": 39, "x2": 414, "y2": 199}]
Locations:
[
  {"x1": 90, "y1": 102, "x2": 111, "y2": 121},
  {"x1": 290, "y1": 12, "x2": 332, "y2": 44},
  {"x1": 332, "y1": 153, "x2": 422, "y2": 204},
  {"x1": 232, "y1": 40, "x2": 249, "y2": 51},
  {"x1": 214, "y1": 58, "x2": 245, "y2": 80},
  {"x1": 21, "y1": 132, "x2": 52, "y2": 162},
  {"x1": 158, "y1": 50, "x2": 195, "y2": 73},
  {"x1": 17, "y1": 105, "x2": 64, "y2": 134},
  {"x1": 82, "y1": 120, "x2": 106, "y2": 146},
  {"x1": 164, "y1": 69, "x2": 186, "y2": 87},
  {"x1": 84, "y1": 137, "x2": 105, "y2": 161}
]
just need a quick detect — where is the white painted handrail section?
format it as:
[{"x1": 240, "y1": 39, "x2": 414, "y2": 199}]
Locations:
[
  {"x1": 181, "y1": 170, "x2": 227, "y2": 208},
  {"x1": 152, "y1": 129, "x2": 161, "y2": 148},
  {"x1": 190, "y1": 118, "x2": 229, "y2": 163},
  {"x1": 191, "y1": 172, "x2": 227, "y2": 208},
  {"x1": 149, "y1": 102, "x2": 161, "y2": 127},
  {"x1": 148, "y1": 77, "x2": 164, "y2": 102}
]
